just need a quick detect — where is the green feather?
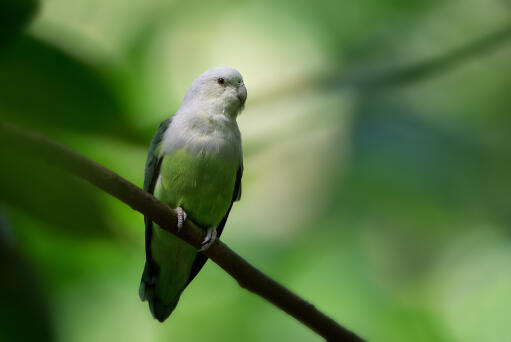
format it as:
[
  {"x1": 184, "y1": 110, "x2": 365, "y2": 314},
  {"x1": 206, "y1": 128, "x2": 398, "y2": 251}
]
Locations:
[
  {"x1": 139, "y1": 66, "x2": 245, "y2": 322},
  {"x1": 140, "y1": 126, "x2": 240, "y2": 321},
  {"x1": 157, "y1": 149, "x2": 238, "y2": 227},
  {"x1": 143, "y1": 118, "x2": 171, "y2": 193}
]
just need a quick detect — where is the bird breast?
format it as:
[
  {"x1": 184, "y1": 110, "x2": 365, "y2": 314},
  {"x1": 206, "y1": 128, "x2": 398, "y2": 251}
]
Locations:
[{"x1": 161, "y1": 112, "x2": 242, "y2": 160}]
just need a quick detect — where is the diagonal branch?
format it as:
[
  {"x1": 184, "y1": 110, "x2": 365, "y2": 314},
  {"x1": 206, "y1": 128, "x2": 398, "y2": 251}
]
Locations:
[
  {"x1": 249, "y1": 24, "x2": 511, "y2": 106},
  {"x1": 0, "y1": 122, "x2": 365, "y2": 342},
  {"x1": 355, "y1": 24, "x2": 511, "y2": 89}
]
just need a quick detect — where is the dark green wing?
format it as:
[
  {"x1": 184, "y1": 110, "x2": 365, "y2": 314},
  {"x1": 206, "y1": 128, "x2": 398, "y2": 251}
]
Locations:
[
  {"x1": 144, "y1": 118, "x2": 171, "y2": 193},
  {"x1": 142, "y1": 118, "x2": 171, "y2": 277},
  {"x1": 185, "y1": 163, "x2": 243, "y2": 286}
]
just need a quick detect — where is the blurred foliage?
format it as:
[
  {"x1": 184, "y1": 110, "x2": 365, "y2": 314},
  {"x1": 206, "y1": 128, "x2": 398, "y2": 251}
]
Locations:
[
  {"x1": 1, "y1": 0, "x2": 511, "y2": 341},
  {"x1": 0, "y1": 36, "x2": 119, "y2": 132},
  {"x1": 0, "y1": 211, "x2": 53, "y2": 342},
  {"x1": 0, "y1": 0, "x2": 39, "y2": 47},
  {"x1": 0, "y1": 35, "x2": 144, "y2": 142},
  {"x1": 0, "y1": 146, "x2": 111, "y2": 238}
]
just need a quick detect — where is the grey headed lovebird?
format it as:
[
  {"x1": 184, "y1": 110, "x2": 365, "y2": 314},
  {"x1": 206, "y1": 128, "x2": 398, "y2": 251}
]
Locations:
[{"x1": 139, "y1": 66, "x2": 247, "y2": 322}]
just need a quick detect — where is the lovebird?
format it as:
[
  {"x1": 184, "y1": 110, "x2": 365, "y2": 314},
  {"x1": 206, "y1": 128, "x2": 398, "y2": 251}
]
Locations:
[{"x1": 139, "y1": 66, "x2": 247, "y2": 321}]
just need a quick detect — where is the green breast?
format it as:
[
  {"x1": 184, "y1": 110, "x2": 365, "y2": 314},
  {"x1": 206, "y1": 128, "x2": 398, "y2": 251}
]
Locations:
[{"x1": 155, "y1": 148, "x2": 239, "y2": 227}]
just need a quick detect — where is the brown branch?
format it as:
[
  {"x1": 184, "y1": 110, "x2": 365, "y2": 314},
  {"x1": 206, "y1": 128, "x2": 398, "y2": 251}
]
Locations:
[{"x1": 0, "y1": 122, "x2": 365, "y2": 342}]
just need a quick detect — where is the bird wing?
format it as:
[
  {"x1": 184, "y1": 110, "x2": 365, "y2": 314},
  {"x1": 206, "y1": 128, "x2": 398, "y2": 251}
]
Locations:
[
  {"x1": 143, "y1": 118, "x2": 171, "y2": 268},
  {"x1": 185, "y1": 163, "x2": 243, "y2": 286},
  {"x1": 141, "y1": 116, "x2": 242, "y2": 288}
]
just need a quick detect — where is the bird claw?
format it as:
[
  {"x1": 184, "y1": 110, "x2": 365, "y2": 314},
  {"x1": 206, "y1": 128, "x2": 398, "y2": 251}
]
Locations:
[
  {"x1": 198, "y1": 227, "x2": 217, "y2": 252},
  {"x1": 174, "y1": 207, "x2": 187, "y2": 232}
]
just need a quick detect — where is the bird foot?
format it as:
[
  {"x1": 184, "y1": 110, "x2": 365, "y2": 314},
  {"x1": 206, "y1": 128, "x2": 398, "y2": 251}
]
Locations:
[
  {"x1": 174, "y1": 207, "x2": 187, "y2": 232},
  {"x1": 198, "y1": 227, "x2": 217, "y2": 252}
]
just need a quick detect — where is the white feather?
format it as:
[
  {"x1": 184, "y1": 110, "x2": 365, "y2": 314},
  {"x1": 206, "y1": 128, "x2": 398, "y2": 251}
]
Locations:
[{"x1": 160, "y1": 66, "x2": 245, "y2": 160}]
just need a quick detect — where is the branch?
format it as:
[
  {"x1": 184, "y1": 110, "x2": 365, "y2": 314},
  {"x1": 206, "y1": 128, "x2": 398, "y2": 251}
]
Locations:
[
  {"x1": 356, "y1": 24, "x2": 511, "y2": 89},
  {"x1": 249, "y1": 24, "x2": 511, "y2": 106},
  {"x1": 0, "y1": 122, "x2": 365, "y2": 342}
]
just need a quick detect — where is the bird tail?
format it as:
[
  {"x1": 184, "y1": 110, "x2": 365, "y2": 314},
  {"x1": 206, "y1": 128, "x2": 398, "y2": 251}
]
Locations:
[{"x1": 139, "y1": 261, "x2": 180, "y2": 322}]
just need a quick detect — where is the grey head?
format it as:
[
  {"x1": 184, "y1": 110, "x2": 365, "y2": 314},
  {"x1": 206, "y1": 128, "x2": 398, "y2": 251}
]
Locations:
[{"x1": 181, "y1": 66, "x2": 247, "y2": 117}]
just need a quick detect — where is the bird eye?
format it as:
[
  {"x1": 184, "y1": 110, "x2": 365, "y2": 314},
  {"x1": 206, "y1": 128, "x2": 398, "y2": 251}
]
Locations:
[{"x1": 217, "y1": 77, "x2": 225, "y2": 85}]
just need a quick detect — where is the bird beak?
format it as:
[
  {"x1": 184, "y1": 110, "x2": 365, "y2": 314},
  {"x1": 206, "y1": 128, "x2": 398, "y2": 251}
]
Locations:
[{"x1": 237, "y1": 84, "x2": 247, "y2": 105}]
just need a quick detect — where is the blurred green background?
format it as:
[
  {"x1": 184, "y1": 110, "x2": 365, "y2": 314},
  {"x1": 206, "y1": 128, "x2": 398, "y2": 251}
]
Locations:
[{"x1": 1, "y1": 0, "x2": 511, "y2": 341}]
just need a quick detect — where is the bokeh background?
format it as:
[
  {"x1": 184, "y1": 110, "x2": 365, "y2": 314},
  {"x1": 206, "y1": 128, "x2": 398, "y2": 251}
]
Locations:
[{"x1": 1, "y1": 0, "x2": 511, "y2": 341}]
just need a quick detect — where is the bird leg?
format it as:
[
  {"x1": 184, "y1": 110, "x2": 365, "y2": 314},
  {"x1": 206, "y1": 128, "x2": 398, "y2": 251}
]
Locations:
[
  {"x1": 198, "y1": 227, "x2": 217, "y2": 252},
  {"x1": 174, "y1": 207, "x2": 187, "y2": 232}
]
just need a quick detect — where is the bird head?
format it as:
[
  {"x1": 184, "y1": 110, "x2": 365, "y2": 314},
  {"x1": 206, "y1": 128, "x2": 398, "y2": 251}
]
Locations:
[{"x1": 182, "y1": 66, "x2": 247, "y2": 117}]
